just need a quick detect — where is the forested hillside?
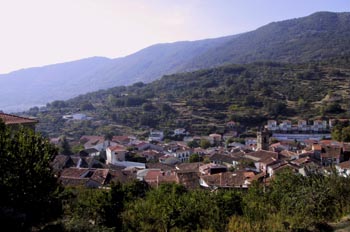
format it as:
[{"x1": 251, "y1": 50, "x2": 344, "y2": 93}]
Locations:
[
  {"x1": 31, "y1": 56, "x2": 350, "y2": 139},
  {"x1": 188, "y1": 12, "x2": 350, "y2": 68}
]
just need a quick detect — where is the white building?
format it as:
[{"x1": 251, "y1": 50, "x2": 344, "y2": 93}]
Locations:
[
  {"x1": 297, "y1": 120, "x2": 308, "y2": 132},
  {"x1": 267, "y1": 120, "x2": 278, "y2": 131},
  {"x1": 106, "y1": 145, "x2": 127, "y2": 165},
  {"x1": 279, "y1": 120, "x2": 292, "y2": 132},
  {"x1": 148, "y1": 131, "x2": 164, "y2": 142}
]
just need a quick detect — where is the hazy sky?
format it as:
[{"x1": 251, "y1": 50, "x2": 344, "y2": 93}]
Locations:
[{"x1": 0, "y1": 0, "x2": 349, "y2": 74}]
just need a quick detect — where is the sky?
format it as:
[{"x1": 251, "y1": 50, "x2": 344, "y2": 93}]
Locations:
[{"x1": 0, "y1": 0, "x2": 349, "y2": 74}]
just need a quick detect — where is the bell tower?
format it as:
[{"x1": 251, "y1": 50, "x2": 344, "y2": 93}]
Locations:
[{"x1": 257, "y1": 129, "x2": 270, "y2": 150}]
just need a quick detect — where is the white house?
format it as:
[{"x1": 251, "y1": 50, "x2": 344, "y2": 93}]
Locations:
[
  {"x1": 148, "y1": 130, "x2": 164, "y2": 142},
  {"x1": 106, "y1": 145, "x2": 127, "y2": 165},
  {"x1": 173, "y1": 149, "x2": 192, "y2": 163},
  {"x1": 297, "y1": 120, "x2": 308, "y2": 132},
  {"x1": 81, "y1": 136, "x2": 118, "y2": 152},
  {"x1": 174, "y1": 128, "x2": 187, "y2": 135},
  {"x1": 279, "y1": 120, "x2": 292, "y2": 132},
  {"x1": 267, "y1": 120, "x2": 278, "y2": 131},
  {"x1": 312, "y1": 120, "x2": 327, "y2": 132}
]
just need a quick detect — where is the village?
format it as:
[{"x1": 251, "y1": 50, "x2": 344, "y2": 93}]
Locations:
[
  {"x1": 2, "y1": 112, "x2": 349, "y2": 190},
  {"x1": 47, "y1": 116, "x2": 350, "y2": 190}
]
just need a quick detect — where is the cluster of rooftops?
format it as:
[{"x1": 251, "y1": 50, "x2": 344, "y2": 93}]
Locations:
[{"x1": 3, "y1": 112, "x2": 350, "y2": 190}]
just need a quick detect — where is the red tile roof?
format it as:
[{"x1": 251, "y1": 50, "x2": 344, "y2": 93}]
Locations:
[
  {"x1": 338, "y1": 160, "x2": 350, "y2": 169},
  {"x1": 0, "y1": 113, "x2": 38, "y2": 125},
  {"x1": 108, "y1": 145, "x2": 126, "y2": 152}
]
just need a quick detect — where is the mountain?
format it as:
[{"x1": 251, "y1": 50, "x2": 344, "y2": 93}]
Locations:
[
  {"x1": 1, "y1": 11, "x2": 350, "y2": 112},
  {"x1": 0, "y1": 57, "x2": 113, "y2": 112},
  {"x1": 187, "y1": 11, "x2": 350, "y2": 68}
]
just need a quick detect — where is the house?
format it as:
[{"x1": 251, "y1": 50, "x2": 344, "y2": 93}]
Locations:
[
  {"x1": 112, "y1": 161, "x2": 146, "y2": 169},
  {"x1": 80, "y1": 136, "x2": 118, "y2": 151},
  {"x1": 173, "y1": 148, "x2": 192, "y2": 163},
  {"x1": 245, "y1": 137, "x2": 257, "y2": 148},
  {"x1": 148, "y1": 130, "x2": 164, "y2": 142},
  {"x1": 209, "y1": 154, "x2": 238, "y2": 168},
  {"x1": 79, "y1": 148, "x2": 100, "y2": 157},
  {"x1": 112, "y1": 135, "x2": 135, "y2": 145},
  {"x1": 279, "y1": 150, "x2": 299, "y2": 160},
  {"x1": 165, "y1": 142, "x2": 192, "y2": 163},
  {"x1": 133, "y1": 141, "x2": 151, "y2": 151},
  {"x1": 140, "y1": 150, "x2": 163, "y2": 162},
  {"x1": 159, "y1": 155, "x2": 181, "y2": 166},
  {"x1": 70, "y1": 156, "x2": 105, "y2": 169},
  {"x1": 199, "y1": 163, "x2": 227, "y2": 175},
  {"x1": 137, "y1": 169, "x2": 160, "y2": 181},
  {"x1": 62, "y1": 113, "x2": 90, "y2": 120},
  {"x1": 209, "y1": 134, "x2": 222, "y2": 145},
  {"x1": 342, "y1": 143, "x2": 350, "y2": 161},
  {"x1": 143, "y1": 169, "x2": 177, "y2": 187},
  {"x1": 175, "y1": 162, "x2": 202, "y2": 172},
  {"x1": 279, "y1": 120, "x2": 292, "y2": 132},
  {"x1": 146, "y1": 162, "x2": 174, "y2": 171},
  {"x1": 267, "y1": 162, "x2": 299, "y2": 176},
  {"x1": 51, "y1": 155, "x2": 75, "y2": 173},
  {"x1": 267, "y1": 120, "x2": 278, "y2": 131},
  {"x1": 336, "y1": 161, "x2": 350, "y2": 177},
  {"x1": 320, "y1": 145, "x2": 343, "y2": 166},
  {"x1": 199, "y1": 171, "x2": 252, "y2": 189},
  {"x1": 0, "y1": 112, "x2": 38, "y2": 130},
  {"x1": 59, "y1": 167, "x2": 133, "y2": 188},
  {"x1": 59, "y1": 168, "x2": 106, "y2": 188},
  {"x1": 244, "y1": 150, "x2": 279, "y2": 173},
  {"x1": 174, "y1": 128, "x2": 187, "y2": 135},
  {"x1": 192, "y1": 147, "x2": 207, "y2": 156},
  {"x1": 297, "y1": 120, "x2": 308, "y2": 132},
  {"x1": 312, "y1": 120, "x2": 327, "y2": 132},
  {"x1": 106, "y1": 145, "x2": 127, "y2": 165},
  {"x1": 294, "y1": 157, "x2": 323, "y2": 176},
  {"x1": 176, "y1": 171, "x2": 200, "y2": 189},
  {"x1": 312, "y1": 144, "x2": 322, "y2": 160}
]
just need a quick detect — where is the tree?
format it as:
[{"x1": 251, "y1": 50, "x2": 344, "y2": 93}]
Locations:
[
  {"x1": 342, "y1": 126, "x2": 350, "y2": 142},
  {"x1": 187, "y1": 140, "x2": 199, "y2": 148},
  {"x1": 0, "y1": 122, "x2": 61, "y2": 230},
  {"x1": 325, "y1": 103, "x2": 344, "y2": 114},
  {"x1": 59, "y1": 136, "x2": 73, "y2": 155},
  {"x1": 189, "y1": 153, "x2": 203, "y2": 163},
  {"x1": 123, "y1": 184, "x2": 221, "y2": 231},
  {"x1": 200, "y1": 139, "x2": 211, "y2": 149},
  {"x1": 80, "y1": 101, "x2": 95, "y2": 111}
]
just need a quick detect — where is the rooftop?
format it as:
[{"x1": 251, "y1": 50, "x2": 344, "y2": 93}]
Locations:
[{"x1": 0, "y1": 113, "x2": 38, "y2": 125}]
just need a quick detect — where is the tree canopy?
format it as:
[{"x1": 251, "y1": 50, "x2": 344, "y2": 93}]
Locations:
[{"x1": 0, "y1": 122, "x2": 61, "y2": 230}]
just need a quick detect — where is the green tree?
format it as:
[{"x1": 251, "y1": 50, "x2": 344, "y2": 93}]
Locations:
[
  {"x1": 123, "y1": 184, "x2": 221, "y2": 231},
  {"x1": 80, "y1": 101, "x2": 95, "y2": 111},
  {"x1": 342, "y1": 126, "x2": 350, "y2": 142},
  {"x1": 200, "y1": 139, "x2": 211, "y2": 149},
  {"x1": 59, "y1": 136, "x2": 73, "y2": 155},
  {"x1": 189, "y1": 153, "x2": 203, "y2": 163},
  {"x1": 187, "y1": 140, "x2": 199, "y2": 148},
  {"x1": 0, "y1": 122, "x2": 61, "y2": 230}
]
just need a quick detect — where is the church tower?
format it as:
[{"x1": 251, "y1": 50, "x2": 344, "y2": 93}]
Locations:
[{"x1": 257, "y1": 129, "x2": 270, "y2": 150}]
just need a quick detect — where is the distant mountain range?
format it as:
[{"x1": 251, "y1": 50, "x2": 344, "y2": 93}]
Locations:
[{"x1": 1, "y1": 11, "x2": 350, "y2": 112}]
